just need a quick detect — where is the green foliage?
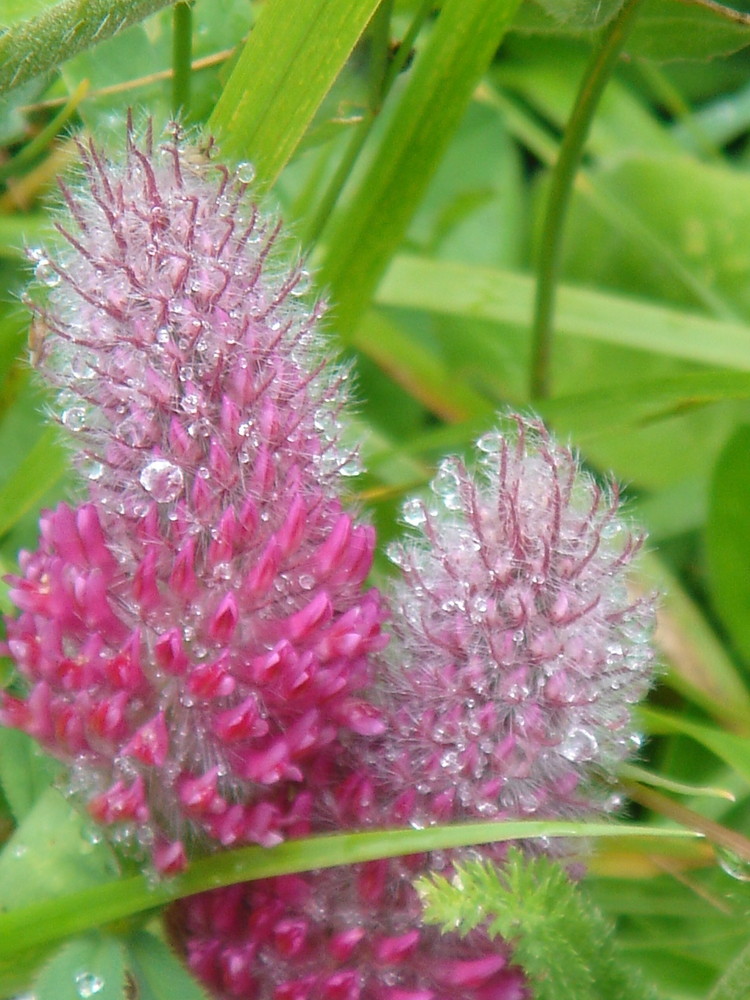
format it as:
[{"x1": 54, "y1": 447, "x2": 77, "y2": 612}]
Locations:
[
  {"x1": 209, "y1": 0, "x2": 382, "y2": 186},
  {"x1": 531, "y1": 0, "x2": 626, "y2": 29},
  {"x1": 418, "y1": 848, "x2": 660, "y2": 1000},
  {"x1": 2, "y1": 1, "x2": 750, "y2": 998},
  {"x1": 0, "y1": 0, "x2": 174, "y2": 93},
  {"x1": 706, "y1": 425, "x2": 750, "y2": 668},
  {"x1": 708, "y1": 935, "x2": 750, "y2": 1000}
]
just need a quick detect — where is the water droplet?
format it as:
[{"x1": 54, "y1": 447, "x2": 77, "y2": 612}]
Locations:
[
  {"x1": 476, "y1": 430, "x2": 502, "y2": 455},
  {"x1": 559, "y1": 727, "x2": 599, "y2": 763},
  {"x1": 402, "y1": 498, "x2": 426, "y2": 528},
  {"x1": 62, "y1": 406, "x2": 87, "y2": 431},
  {"x1": 140, "y1": 459, "x2": 184, "y2": 502},
  {"x1": 156, "y1": 327, "x2": 171, "y2": 344},
  {"x1": 298, "y1": 574, "x2": 315, "y2": 591},
  {"x1": 290, "y1": 269, "x2": 311, "y2": 296},
  {"x1": 236, "y1": 161, "x2": 256, "y2": 184},
  {"x1": 238, "y1": 421, "x2": 252, "y2": 437},
  {"x1": 82, "y1": 459, "x2": 104, "y2": 481},
  {"x1": 34, "y1": 258, "x2": 60, "y2": 287},
  {"x1": 432, "y1": 457, "x2": 463, "y2": 510},
  {"x1": 716, "y1": 846, "x2": 750, "y2": 882},
  {"x1": 339, "y1": 454, "x2": 363, "y2": 477},
  {"x1": 74, "y1": 972, "x2": 104, "y2": 998},
  {"x1": 181, "y1": 393, "x2": 200, "y2": 414}
]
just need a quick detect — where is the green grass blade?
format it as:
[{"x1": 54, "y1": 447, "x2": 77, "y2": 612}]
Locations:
[
  {"x1": 638, "y1": 553, "x2": 750, "y2": 733},
  {"x1": 321, "y1": 0, "x2": 523, "y2": 339},
  {"x1": 0, "y1": 821, "x2": 698, "y2": 960},
  {"x1": 639, "y1": 705, "x2": 750, "y2": 783},
  {"x1": 208, "y1": 0, "x2": 382, "y2": 188},
  {"x1": 377, "y1": 255, "x2": 750, "y2": 368}
]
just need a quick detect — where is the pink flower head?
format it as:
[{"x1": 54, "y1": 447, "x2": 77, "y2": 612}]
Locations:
[
  {"x1": 380, "y1": 414, "x2": 656, "y2": 829},
  {"x1": 168, "y1": 415, "x2": 655, "y2": 999},
  {"x1": 169, "y1": 863, "x2": 527, "y2": 1000},
  {"x1": 1, "y1": 119, "x2": 387, "y2": 871}
]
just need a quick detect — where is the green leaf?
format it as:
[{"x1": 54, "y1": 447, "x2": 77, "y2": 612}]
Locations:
[
  {"x1": 34, "y1": 933, "x2": 127, "y2": 1000},
  {"x1": 321, "y1": 0, "x2": 523, "y2": 339},
  {"x1": 541, "y1": 371, "x2": 750, "y2": 438},
  {"x1": 63, "y1": 0, "x2": 254, "y2": 135},
  {"x1": 708, "y1": 935, "x2": 750, "y2": 1000},
  {"x1": 706, "y1": 425, "x2": 750, "y2": 667},
  {"x1": 530, "y1": 0, "x2": 626, "y2": 29},
  {"x1": 0, "y1": 787, "x2": 117, "y2": 914},
  {"x1": 562, "y1": 153, "x2": 750, "y2": 319},
  {"x1": 639, "y1": 705, "x2": 750, "y2": 784},
  {"x1": 376, "y1": 254, "x2": 750, "y2": 367},
  {"x1": 495, "y1": 33, "x2": 680, "y2": 161},
  {"x1": 0, "y1": 728, "x2": 59, "y2": 823},
  {"x1": 626, "y1": 0, "x2": 750, "y2": 62},
  {"x1": 418, "y1": 850, "x2": 660, "y2": 1000},
  {"x1": 0, "y1": 0, "x2": 175, "y2": 94},
  {"x1": 208, "y1": 0, "x2": 382, "y2": 187},
  {"x1": 0, "y1": 426, "x2": 68, "y2": 539},
  {"x1": 619, "y1": 763, "x2": 736, "y2": 803},
  {"x1": 127, "y1": 931, "x2": 209, "y2": 1000},
  {"x1": 0, "y1": 820, "x2": 698, "y2": 961},
  {"x1": 0, "y1": 0, "x2": 53, "y2": 29}
]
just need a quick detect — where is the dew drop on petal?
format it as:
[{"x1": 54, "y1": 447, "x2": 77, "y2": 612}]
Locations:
[
  {"x1": 402, "y1": 498, "x2": 427, "y2": 528},
  {"x1": 62, "y1": 406, "x2": 87, "y2": 431},
  {"x1": 140, "y1": 459, "x2": 184, "y2": 502},
  {"x1": 74, "y1": 972, "x2": 104, "y2": 998},
  {"x1": 34, "y1": 258, "x2": 61, "y2": 287},
  {"x1": 559, "y1": 727, "x2": 599, "y2": 763},
  {"x1": 339, "y1": 455, "x2": 363, "y2": 477}
]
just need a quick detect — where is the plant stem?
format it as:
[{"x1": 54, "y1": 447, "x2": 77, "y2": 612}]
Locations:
[
  {"x1": 172, "y1": 1, "x2": 193, "y2": 118},
  {"x1": 0, "y1": 0, "x2": 174, "y2": 95},
  {"x1": 529, "y1": 0, "x2": 645, "y2": 401},
  {"x1": 302, "y1": 0, "x2": 433, "y2": 249}
]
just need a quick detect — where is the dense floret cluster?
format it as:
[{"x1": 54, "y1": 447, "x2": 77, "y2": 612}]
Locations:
[
  {"x1": 1, "y1": 123, "x2": 656, "y2": 998},
  {"x1": 0, "y1": 122, "x2": 387, "y2": 873}
]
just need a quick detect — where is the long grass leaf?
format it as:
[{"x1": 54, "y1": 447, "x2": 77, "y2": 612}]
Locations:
[{"x1": 209, "y1": 0, "x2": 381, "y2": 188}]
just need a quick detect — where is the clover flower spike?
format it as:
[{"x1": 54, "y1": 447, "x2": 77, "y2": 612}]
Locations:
[{"x1": 0, "y1": 119, "x2": 387, "y2": 872}]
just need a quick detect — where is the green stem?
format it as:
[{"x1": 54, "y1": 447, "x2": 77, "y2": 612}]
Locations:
[
  {"x1": 529, "y1": 0, "x2": 645, "y2": 401},
  {"x1": 0, "y1": 0, "x2": 174, "y2": 95},
  {"x1": 301, "y1": 0, "x2": 433, "y2": 248},
  {"x1": 171, "y1": 1, "x2": 193, "y2": 118},
  {"x1": 367, "y1": 0, "x2": 394, "y2": 111}
]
